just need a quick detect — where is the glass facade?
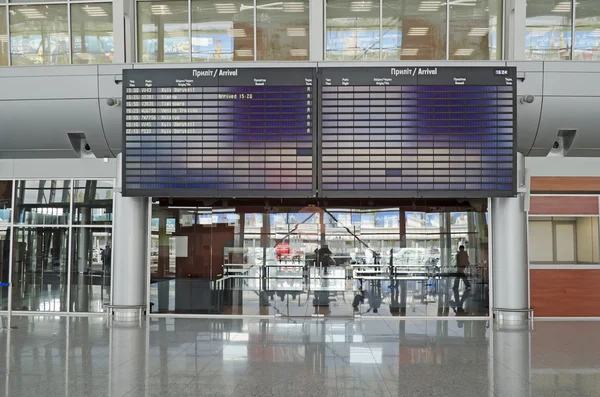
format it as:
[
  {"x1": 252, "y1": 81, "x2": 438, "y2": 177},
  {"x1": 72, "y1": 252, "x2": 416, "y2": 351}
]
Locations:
[
  {"x1": 10, "y1": 5, "x2": 70, "y2": 65},
  {"x1": 71, "y1": 3, "x2": 114, "y2": 64},
  {"x1": 525, "y1": 0, "x2": 600, "y2": 60},
  {"x1": 0, "y1": 179, "x2": 113, "y2": 313},
  {"x1": 449, "y1": 0, "x2": 502, "y2": 60},
  {"x1": 326, "y1": 0, "x2": 501, "y2": 61},
  {"x1": 574, "y1": 0, "x2": 600, "y2": 60},
  {"x1": 191, "y1": 0, "x2": 254, "y2": 62},
  {"x1": 150, "y1": 205, "x2": 489, "y2": 317},
  {"x1": 137, "y1": 0, "x2": 310, "y2": 62},
  {"x1": 0, "y1": 6, "x2": 7, "y2": 66},
  {"x1": 2, "y1": 0, "x2": 600, "y2": 63},
  {"x1": 525, "y1": 0, "x2": 572, "y2": 60},
  {"x1": 0, "y1": 1, "x2": 113, "y2": 65}
]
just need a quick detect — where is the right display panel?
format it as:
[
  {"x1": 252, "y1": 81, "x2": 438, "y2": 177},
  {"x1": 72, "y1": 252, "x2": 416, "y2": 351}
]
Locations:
[{"x1": 318, "y1": 66, "x2": 516, "y2": 198}]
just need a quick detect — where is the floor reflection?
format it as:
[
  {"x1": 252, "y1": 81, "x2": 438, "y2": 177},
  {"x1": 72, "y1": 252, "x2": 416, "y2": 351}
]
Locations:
[
  {"x1": 0, "y1": 317, "x2": 598, "y2": 396},
  {"x1": 150, "y1": 268, "x2": 487, "y2": 317}
]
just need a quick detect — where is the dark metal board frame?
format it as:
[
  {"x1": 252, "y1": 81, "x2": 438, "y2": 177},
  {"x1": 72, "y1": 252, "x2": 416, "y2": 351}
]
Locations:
[
  {"x1": 122, "y1": 67, "x2": 318, "y2": 198},
  {"x1": 316, "y1": 66, "x2": 517, "y2": 199}
]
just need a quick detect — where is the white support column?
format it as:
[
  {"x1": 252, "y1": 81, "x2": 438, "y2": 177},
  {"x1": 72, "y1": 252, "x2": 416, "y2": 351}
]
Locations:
[
  {"x1": 309, "y1": 0, "x2": 325, "y2": 61},
  {"x1": 109, "y1": 323, "x2": 148, "y2": 396},
  {"x1": 491, "y1": 152, "x2": 528, "y2": 322},
  {"x1": 504, "y1": 0, "x2": 526, "y2": 60},
  {"x1": 112, "y1": 153, "x2": 148, "y2": 319},
  {"x1": 113, "y1": 0, "x2": 137, "y2": 63},
  {"x1": 492, "y1": 327, "x2": 531, "y2": 397}
]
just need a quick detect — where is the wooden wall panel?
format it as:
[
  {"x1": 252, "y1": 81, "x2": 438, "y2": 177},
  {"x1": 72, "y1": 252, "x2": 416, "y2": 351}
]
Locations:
[
  {"x1": 530, "y1": 269, "x2": 600, "y2": 316},
  {"x1": 529, "y1": 196, "x2": 598, "y2": 215},
  {"x1": 531, "y1": 177, "x2": 600, "y2": 193}
]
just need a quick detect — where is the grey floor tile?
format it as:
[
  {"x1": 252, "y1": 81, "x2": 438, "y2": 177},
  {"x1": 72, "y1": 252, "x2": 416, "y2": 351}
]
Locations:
[{"x1": 0, "y1": 317, "x2": 599, "y2": 397}]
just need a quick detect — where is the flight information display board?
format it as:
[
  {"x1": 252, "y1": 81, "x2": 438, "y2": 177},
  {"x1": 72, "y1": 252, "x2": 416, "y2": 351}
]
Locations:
[
  {"x1": 122, "y1": 67, "x2": 315, "y2": 197},
  {"x1": 319, "y1": 66, "x2": 516, "y2": 198}
]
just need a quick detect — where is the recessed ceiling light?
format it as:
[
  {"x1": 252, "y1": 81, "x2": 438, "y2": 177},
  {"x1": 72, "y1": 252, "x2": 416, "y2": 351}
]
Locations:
[
  {"x1": 400, "y1": 48, "x2": 419, "y2": 56},
  {"x1": 449, "y1": 0, "x2": 477, "y2": 6},
  {"x1": 227, "y1": 28, "x2": 247, "y2": 38},
  {"x1": 151, "y1": 5, "x2": 172, "y2": 15},
  {"x1": 235, "y1": 49, "x2": 253, "y2": 57},
  {"x1": 551, "y1": 1, "x2": 572, "y2": 13},
  {"x1": 418, "y1": 1, "x2": 441, "y2": 11},
  {"x1": 454, "y1": 48, "x2": 474, "y2": 56},
  {"x1": 83, "y1": 6, "x2": 108, "y2": 17},
  {"x1": 290, "y1": 48, "x2": 308, "y2": 57},
  {"x1": 350, "y1": 1, "x2": 373, "y2": 12},
  {"x1": 214, "y1": 3, "x2": 238, "y2": 13},
  {"x1": 286, "y1": 27, "x2": 306, "y2": 37},
  {"x1": 468, "y1": 27, "x2": 489, "y2": 36},
  {"x1": 18, "y1": 8, "x2": 46, "y2": 19},
  {"x1": 283, "y1": 2, "x2": 305, "y2": 12},
  {"x1": 408, "y1": 27, "x2": 429, "y2": 36}
]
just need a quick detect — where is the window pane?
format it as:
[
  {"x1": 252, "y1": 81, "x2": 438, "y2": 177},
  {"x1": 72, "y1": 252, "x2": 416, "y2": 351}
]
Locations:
[
  {"x1": 529, "y1": 220, "x2": 554, "y2": 262},
  {"x1": 576, "y1": 217, "x2": 599, "y2": 263},
  {"x1": 555, "y1": 223, "x2": 576, "y2": 262},
  {"x1": 0, "y1": 227, "x2": 9, "y2": 310},
  {"x1": 70, "y1": 228, "x2": 112, "y2": 312},
  {"x1": 574, "y1": 0, "x2": 600, "y2": 60},
  {"x1": 191, "y1": 0, "x2": 254, "y2": 62},
  {"x1": 137, "y1": 1, "x2": 189, "y2": 63},
  {"x1": 326, "y1": 0, "x2": 380, "y2": 60},
  {"x1": 449, "y1": 0, "x2": 502, "y2": 60},
  {"x1": 10, "y1": 5, "x2": 70, "y2": 65},
  {"x1": 71, "y1": 3, "x2": 114, "y2": 64},
  {"x1": 382, "y1": 0, "x2": 447, "y2": 60},
  {"x1": 14, "y1": 180, "x2": 71, "y2": 225},
  {"x1": 0, "y1": 6, "x2": 7, "y2": 66},
  {"x1": 526, "y1": 0, "x2": 572, "y2": 60},
  {"x1": 12, "y1": 227, "x2": 69, "y2": 312},
  {"x1": 72, "y1": 180, "x2": 113, "y2": 225},
  {"x1": 257, "y1": 0, "x2": 309, "y2": 60},
  {"x1": 0, "y1": 181, "x2": 12, "y2": 225}
]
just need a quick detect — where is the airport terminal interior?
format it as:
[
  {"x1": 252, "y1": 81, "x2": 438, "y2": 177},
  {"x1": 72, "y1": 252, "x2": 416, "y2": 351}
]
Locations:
[{"x1": 2, "y1": 0, "x2": 600, "y2": 396}]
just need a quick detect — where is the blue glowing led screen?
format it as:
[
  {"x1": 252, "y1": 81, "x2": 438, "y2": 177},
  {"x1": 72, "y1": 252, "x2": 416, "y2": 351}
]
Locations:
[
  {"x1": 318, "y1": 66, "x2": 516, "y2": 197},
  {"x1": 122, "y1": 67, "x2": 315, "y2": 197}
]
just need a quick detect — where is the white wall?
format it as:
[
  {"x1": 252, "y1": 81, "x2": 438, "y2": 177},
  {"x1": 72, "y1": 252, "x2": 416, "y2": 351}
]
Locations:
[{"x1": 0, "y1": 158, "x2": 117, "y2": 180}]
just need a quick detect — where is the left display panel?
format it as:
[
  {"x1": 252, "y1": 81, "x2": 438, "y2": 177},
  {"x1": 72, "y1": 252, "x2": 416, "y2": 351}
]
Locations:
[{"x1": 122, "y1": 67, "x2": 316, "y2": 198}]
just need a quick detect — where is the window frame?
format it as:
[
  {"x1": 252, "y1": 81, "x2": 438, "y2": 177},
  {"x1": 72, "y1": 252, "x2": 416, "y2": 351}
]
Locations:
[{"x1": 529, "y1": 215, "x2": 600, "y2": 265}]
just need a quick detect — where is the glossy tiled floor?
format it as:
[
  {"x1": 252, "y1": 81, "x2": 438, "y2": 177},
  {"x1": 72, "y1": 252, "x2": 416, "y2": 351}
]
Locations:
[{"x1": 0, "y1": 316, "x2": 598, "y2": 397}]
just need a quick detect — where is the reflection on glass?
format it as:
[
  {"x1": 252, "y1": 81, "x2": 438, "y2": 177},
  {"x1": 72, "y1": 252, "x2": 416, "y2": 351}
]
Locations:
[
  {"x1": 526, "y1": 0, "x2": 572, "y2": 60},
  {"x1": 382, "y1": 0, "x2": 447, "y2": 60},
  {"x1": 149, "y1": 205, "x2": 489, "y2": 317},
  {"x1": 574, "y1": 0, "x2": 600, "y2": 60},
  {"x1": 72, "y1": 180, "x2": 113, "y2": 225},
  {"x1": 191, "y1": 0, "x2": 254, "y2": 61},
  {"x1": 137, "y1": 1, "x2": 189, "y2": 62},
  {"x1": 14, "y1": 180, "x2": 71, "y2": 225},
  {"x1": 10, "y1": 5, "x2": 70, "y2": 65},
  {"x1": 71, "y1": 3, "x2": 114, "y2": 64},
  {"x1": 449, "y1": 0, "x2": 502, "y2": 60},
  {"x1": 326, "y1": 0, "x2": 381, "y2": 60},
  {"x1": 0, "y1": 6, "x2": 8, "y2": 66},
  {"x1": 0, "y1": 181, "x2": 12, "y2": 224},
  {"x1": 70, "y1": 228, "x2": 111, "y2": 312},
  {"x1": 0, "y1": 227, "x2": 9, "y2": 310},
  {"x1": 529, "y1": 216, "x2": 599, "y2": 264},
  {"x1": 257, "y1": 0, "x2": 309, "y2": 60},
  {"x1": 12, "y1": 227, "x2": 68, "y2": 311}
]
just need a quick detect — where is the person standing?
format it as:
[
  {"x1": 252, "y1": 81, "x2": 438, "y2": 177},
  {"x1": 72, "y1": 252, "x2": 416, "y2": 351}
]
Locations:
[{"x1": 454, "y1": 245, "x2": 471, "y2": 290}]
